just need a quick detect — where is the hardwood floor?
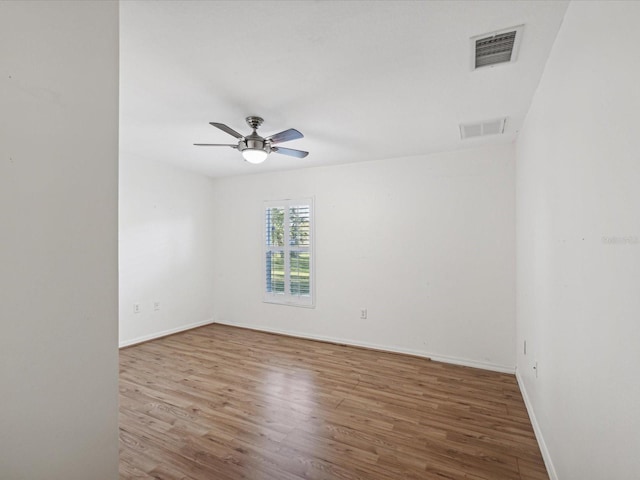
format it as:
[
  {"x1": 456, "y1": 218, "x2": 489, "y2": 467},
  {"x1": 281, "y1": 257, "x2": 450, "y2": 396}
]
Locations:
[{"x1": 119, "y1": 324, "x2": 548, "y2": 480}]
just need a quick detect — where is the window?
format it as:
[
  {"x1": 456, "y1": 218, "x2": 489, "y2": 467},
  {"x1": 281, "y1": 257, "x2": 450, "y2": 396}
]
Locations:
[{"x1": 264, "y1": 198, "x2": 314, "y2": 307}]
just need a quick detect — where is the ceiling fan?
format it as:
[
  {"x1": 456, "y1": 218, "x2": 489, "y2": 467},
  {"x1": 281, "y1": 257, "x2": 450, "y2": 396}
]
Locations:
[{"x1": 194, "y1": 116, "x2": 309, "y2": 164}]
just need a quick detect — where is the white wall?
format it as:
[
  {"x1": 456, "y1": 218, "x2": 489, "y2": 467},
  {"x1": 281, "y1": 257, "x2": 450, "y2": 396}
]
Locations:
[
  {"x1": 212, "y1": 144, "x2": 516, "y2": 371},
  {"x1": 119, "y1": 157, "x2": 216, "y2": 346},
  {"x1": 516, "y1": 2, "x2": 640, "y2": 479},
  {"x1": 0, "y1": 2, "x2": 119, "y2": 479}
]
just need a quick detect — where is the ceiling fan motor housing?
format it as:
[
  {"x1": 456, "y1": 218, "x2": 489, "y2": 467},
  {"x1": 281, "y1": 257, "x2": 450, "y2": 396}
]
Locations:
[{"x1": 240, "y1": 133, "x2": 270, "y2": 154}]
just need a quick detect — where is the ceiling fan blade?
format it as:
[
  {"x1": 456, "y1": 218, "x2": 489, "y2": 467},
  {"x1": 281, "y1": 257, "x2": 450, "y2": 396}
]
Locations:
[
  {"x1": 266, "y1": 128, "x2": 303, "y2": 144},
  {"x1": 209, "y1": 122, "x2": 244, "y2": 139},
  {"x1": 193, "y1": 143, "x2": 238, "y2": 148},
  {"x1": 272, "y1": 146, "x2": 309, "y2": 158}
]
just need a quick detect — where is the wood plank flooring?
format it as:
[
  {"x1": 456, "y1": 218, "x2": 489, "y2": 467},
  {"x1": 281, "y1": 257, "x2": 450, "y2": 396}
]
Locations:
[{"x1": 119, "y1": 324, "x2": 548, "y2": 480}]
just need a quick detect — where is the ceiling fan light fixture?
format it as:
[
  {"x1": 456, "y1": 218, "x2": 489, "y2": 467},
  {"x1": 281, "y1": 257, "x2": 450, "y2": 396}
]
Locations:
[{"x1": 242, "y1": 148, "x2": 268, "y2": 164}]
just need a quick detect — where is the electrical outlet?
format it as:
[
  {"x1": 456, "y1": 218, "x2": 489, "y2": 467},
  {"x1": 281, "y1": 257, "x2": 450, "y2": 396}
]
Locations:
[
  {"x1": 524, "y1": 340, "x2": 527, "y2": 355},
  {"x1": 133, "y1": 303, "x2": 140, "y2": 314},
  {"x1": 154, "y1": 301, "x2": 160, "y2": 311},
  {"x1": 360, "y1": 308, "x2": 367, "y2": 319}
]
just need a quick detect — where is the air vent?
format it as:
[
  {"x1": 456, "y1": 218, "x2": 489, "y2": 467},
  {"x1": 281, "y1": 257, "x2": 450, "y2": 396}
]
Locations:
[
  {"x1": 459, "y1": 118, "x2": 506, "y2": 140},
  {"x1": 471, "y1": 25, "x2": 523, "y2": 69}
]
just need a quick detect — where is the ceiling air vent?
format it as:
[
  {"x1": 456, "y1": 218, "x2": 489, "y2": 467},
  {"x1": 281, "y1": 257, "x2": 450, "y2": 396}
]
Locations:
[
  {"x1": 471, "y1": 25, "x2": 523, "y2": 70},
  {"x1": 459, "y1": 118, "x2": 506, "y2": 140}
]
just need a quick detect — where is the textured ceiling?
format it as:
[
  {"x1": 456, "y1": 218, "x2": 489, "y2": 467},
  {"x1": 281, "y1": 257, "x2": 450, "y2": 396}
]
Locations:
[{"x1": 119, "y1": 0, "x2": 569, "y2": 178}]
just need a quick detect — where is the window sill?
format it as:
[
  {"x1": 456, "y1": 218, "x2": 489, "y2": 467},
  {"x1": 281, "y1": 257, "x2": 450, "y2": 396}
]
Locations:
[{"x1": 263, "y1": 297, "x2": 315, "y2": 308}]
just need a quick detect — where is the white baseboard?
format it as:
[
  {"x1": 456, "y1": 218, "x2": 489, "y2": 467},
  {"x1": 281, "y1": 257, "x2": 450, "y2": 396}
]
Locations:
[
  {"x1": 213, "y1": 320, "x2": 515, "y2": 374},
  {"x1": 119, "y1": 318, "x2": 215, "y2": 348},
  {"x1": 516, "y1": 369, "x2": 558, "y2": 480}
]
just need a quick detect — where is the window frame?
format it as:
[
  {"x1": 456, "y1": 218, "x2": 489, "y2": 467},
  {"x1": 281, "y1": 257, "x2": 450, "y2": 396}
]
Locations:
[{"x1": 263, "y1": 197, "x2": 315, "y2": 308}]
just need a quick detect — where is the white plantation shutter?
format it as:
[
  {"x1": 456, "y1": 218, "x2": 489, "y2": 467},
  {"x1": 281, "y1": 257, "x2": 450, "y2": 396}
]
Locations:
[
  {"x1": 265, "y1": 206, "x2": 285, "y2": 295},
  {"x1": 264, "y1": 198, "x2": 314, "y2": 307}
]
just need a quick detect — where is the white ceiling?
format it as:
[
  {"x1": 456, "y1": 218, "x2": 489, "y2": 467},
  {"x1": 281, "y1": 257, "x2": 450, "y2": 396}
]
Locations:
[{"x1": 119, "y1": 0, "x2": 569, "y2": 178}]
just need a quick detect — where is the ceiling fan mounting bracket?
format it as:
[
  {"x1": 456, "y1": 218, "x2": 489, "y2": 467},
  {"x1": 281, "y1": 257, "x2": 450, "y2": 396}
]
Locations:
[{"x1": 246, "y1": 116, "x2": 264, "y2": 130}]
